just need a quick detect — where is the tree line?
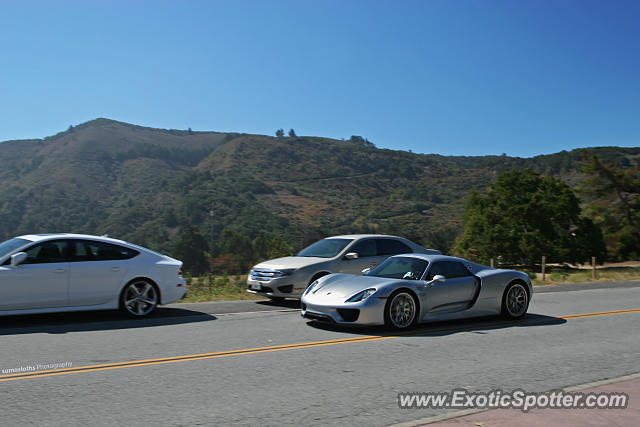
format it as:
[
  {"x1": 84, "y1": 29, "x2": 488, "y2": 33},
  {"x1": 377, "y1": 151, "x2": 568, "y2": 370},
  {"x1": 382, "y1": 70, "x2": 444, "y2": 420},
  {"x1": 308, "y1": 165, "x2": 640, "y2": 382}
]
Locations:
[{"x1": 170, "y1": 151, "x2": 638, "y2": 274}]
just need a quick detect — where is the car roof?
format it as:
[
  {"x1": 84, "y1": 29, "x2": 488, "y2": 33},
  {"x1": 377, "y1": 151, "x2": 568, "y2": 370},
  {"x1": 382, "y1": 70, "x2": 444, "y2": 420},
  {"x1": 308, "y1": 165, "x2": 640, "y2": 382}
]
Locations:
[
  {"x1": 326, "y1": 234, "x2": 406, "y2": 239},
  {"x1": 17, "y1": 233, "x2": 131, "y2": 246},
  {"x1": 390, "y1": 253, "x2": 469, "y2": 263}
]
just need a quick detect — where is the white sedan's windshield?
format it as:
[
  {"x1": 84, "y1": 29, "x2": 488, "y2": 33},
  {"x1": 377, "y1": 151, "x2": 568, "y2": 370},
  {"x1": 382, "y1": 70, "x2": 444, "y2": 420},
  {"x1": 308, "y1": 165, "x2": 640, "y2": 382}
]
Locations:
[
  {"x1": 367, "y1": 257, "x2": 429, "y2": 280},
  {"x1": 0, "y1": 238, "x2": 31, "y2": 259},
  {"x1": 297, "y1": 238, "x2": 353, "y2": 258}
]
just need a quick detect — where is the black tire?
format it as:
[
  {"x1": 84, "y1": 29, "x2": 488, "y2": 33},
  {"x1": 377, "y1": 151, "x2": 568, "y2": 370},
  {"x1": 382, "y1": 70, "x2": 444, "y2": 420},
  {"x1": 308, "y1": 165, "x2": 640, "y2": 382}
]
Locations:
[
  {"x1": 120, "y1": 279, "x2": 159, "y2": 317},
  {"x1": 501, "y1": 282, "x2": 529, "y2": 319},
  {"x1": 384, "y1": 290, "x2": 419, "y2": 330}
]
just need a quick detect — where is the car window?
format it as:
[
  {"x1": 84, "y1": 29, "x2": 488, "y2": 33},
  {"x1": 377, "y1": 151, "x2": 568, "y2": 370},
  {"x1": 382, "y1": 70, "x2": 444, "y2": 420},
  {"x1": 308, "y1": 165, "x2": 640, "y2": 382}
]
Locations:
[
  {"x1": 0, "y1": 237, "x2": 31, "y2": 260},
  {"x1": 22, "y1": 240, "x2": 69, "y2": 264},
  {"x1": 367, "y1": 256, "x2": 429, "y2": 280},
  {"x1": 427, "y1": 261, "x2": 471, "y2": 280},
  {"x1": 297, "y1": 238, "x2": 353, "y2": 258},
  {"x1": 350, "y1": 239, "x2": 377, "y2": 257},
  {"x1": 377, "y1": 239, "x2": 412, "y2": 255},
  {"x1": 71, "y1": 240, "x2": 139, "y2": 262}
]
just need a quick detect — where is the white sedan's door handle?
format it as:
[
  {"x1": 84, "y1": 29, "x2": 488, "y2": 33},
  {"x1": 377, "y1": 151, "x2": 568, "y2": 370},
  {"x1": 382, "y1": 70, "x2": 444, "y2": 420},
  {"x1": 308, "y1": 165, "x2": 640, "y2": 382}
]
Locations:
[
  {"x1": 111, "y1": 267, "x2": 121, "y2": 272},
  {"x1": 54, "y1": 269, "x2": 66, "y2": 273}
]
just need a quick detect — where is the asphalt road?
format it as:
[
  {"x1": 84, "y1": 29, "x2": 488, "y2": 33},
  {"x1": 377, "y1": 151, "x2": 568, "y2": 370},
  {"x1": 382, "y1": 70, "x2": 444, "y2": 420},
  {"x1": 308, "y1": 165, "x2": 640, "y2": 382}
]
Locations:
[{"x1": 1, "y1": 281, "x2": 639, "y2": 426}]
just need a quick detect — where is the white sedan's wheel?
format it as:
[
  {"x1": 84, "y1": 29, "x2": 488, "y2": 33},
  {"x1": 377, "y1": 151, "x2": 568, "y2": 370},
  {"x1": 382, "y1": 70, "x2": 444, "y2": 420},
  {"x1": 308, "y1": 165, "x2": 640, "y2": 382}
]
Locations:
[
  {"x1": 121, "y1": 280, "x2": 158, "y2": 317},
  {"x1": 502, "y1": 282, "x2": 528, "y2": 319},
  {"x1": 385, "y1": 291, "x2": 417, "y2": 329}
]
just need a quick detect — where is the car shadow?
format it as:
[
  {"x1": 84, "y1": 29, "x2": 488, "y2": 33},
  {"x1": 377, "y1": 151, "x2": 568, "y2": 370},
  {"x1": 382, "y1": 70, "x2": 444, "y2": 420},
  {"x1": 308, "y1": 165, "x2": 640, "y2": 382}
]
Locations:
[
  {"x1": 0, "y1": 307, "x2": 216, "y2": 336},
  {"x1": 305, "y1": 313, "x2": 566, "y2": 337}
]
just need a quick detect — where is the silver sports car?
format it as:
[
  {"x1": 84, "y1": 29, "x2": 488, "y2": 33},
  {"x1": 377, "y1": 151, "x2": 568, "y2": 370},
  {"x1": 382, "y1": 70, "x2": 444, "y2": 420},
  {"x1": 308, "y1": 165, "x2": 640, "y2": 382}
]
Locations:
[{"x1": 301, "y1": 254, "x2": 532, "y2": 329}]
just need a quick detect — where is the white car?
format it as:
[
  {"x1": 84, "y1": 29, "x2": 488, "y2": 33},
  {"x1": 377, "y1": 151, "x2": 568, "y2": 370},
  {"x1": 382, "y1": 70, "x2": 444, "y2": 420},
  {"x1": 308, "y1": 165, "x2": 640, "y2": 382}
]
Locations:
[
  {"x1": 247, "y1": 234, "x2": 440, "y2": 300},
  {"x1": 0, "y1": 233, "x2": 187, "y2": 317}
]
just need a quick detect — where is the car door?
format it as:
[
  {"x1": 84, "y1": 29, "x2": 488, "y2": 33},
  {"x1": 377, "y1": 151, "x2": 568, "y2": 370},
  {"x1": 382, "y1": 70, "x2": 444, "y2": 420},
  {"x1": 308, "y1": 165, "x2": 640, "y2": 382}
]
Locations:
[
  {"x1": 338, "y1": 239, "x2": 385, "y2": 274},
  {"x1": 67, "y1": 240, "x2": 134, "y2": 306},
  {"x1": 421, "y1": 261, "x2": 479, "y2": 314},
  {"x1": 0, "y1": 240, "x2": 70, "y2": 310}
]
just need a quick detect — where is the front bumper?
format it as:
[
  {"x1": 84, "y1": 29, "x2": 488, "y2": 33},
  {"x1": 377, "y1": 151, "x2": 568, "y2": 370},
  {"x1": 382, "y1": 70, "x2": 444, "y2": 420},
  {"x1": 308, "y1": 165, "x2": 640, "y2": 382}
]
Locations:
[
  {"x1": 247, "y1": 277, "x2": 304, "y2": 298},
  {"x1": 300, "y1": 296, "x2": 386, "y2": 325}
]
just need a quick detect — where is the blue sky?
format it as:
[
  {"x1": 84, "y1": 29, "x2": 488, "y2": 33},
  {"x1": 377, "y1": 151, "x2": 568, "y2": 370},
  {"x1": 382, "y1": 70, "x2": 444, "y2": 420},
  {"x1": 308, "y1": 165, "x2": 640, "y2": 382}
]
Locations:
[{"x1": 1, "y1": 0, "x2": 638, "y2": 157}]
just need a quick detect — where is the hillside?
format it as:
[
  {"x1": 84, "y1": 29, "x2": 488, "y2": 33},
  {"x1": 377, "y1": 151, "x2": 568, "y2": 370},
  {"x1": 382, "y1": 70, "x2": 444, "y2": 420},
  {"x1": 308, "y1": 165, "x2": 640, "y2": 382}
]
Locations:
[{"x1": 1, "y1": 119, "x2": 638, "y2": 259}]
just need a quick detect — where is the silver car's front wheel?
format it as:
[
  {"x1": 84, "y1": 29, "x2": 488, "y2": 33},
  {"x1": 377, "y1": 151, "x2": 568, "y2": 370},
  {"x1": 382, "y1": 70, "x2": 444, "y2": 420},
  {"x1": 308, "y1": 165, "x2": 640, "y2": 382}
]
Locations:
[
  {"x1": 385, "y1": 291, "x2": 417, "y2": 329},
  {"x1": 121, "y1": 280, "x2": 158, "y2": 317},
  {"x1": 502, "y1": 282, "x2": 528, "y2": 319}
]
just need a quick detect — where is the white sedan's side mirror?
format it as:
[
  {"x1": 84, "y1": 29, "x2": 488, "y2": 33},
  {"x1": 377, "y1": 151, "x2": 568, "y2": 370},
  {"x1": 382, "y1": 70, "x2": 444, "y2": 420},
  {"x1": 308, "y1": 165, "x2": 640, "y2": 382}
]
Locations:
[
  {"x1": 11, "y1": 252, "x2": 27, "y2": 267},
  {"x1": 361, "y1": 267, "x2": 371, "y2": 275},
  {"x1": 344, "y1": 252, "x2": 359, "y2": 260}
]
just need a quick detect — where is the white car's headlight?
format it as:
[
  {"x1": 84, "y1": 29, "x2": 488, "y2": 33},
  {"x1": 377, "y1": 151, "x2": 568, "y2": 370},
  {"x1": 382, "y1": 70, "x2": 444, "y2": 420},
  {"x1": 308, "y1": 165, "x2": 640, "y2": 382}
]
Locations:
[
  {"x1": 345, "y1": 288, "x2": 376, "y2": 303},
  {"x1": 303, "y1": 280, "x2": 319, "y2": 296}
]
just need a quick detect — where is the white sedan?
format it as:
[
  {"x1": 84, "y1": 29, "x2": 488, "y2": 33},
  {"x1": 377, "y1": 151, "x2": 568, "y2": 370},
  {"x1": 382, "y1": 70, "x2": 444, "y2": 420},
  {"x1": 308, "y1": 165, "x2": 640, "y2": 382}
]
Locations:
[{"x1": 0, "y1": 233, "x2": 187, "y2": 317}]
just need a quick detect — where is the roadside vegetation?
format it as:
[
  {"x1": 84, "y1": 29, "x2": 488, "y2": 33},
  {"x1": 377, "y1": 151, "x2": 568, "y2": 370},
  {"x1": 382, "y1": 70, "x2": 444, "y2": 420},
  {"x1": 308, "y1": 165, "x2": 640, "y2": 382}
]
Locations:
[
  {"x1": 175, "y1": 265, "x2": 640, "y2": 303},
  {"x1": 526, "y1": 265, "x2": 640, "y2": 286},
  {"x1": 178, "y1": 274, "x2": 264, "y2": 303}
]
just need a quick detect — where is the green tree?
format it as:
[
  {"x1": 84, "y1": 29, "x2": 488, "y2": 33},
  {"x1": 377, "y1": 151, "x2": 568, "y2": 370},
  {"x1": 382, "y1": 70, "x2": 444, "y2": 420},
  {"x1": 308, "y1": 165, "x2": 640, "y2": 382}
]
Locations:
[
  {"x1": 454, "y1": 169, "x2": 605, "y2": 265},
  {"x1": 288, "y1": 129, "x2": 297, "y2": 137},
  {"x1": 252, "y1": 232, "x2": 269, "y2": 263},
  {"x1": 275, "y1": 128, "x2": 285, "y2": 138},
  {"x1": 266, "y1": 236, "x2": 292, "y2": 259},
  {"x1": 581, "y1": 150, "x2": 640, "y2": 259},
  {"x1": 173, "y1": 226, "x2": 209, "y2": 274},
  {"x1": 216, "y1": 228, "x2": 254, "y2": 272}
]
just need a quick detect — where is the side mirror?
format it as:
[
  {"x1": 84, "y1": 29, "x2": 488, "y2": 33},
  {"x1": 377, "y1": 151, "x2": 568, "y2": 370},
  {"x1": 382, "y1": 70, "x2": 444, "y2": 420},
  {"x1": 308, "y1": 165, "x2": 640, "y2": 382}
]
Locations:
[
  {"x1": 344, "y1": 252, "x2": 359, "y2": 260},
  {"x1": 425, "y1": 274, "x2": 446, "y2": 286},
  {"x1": 11, "y1": 252, "x2": 27, "y2": 267},
  {"x1": 361, "y1": 267, "x2": 371, "y2": 275}
]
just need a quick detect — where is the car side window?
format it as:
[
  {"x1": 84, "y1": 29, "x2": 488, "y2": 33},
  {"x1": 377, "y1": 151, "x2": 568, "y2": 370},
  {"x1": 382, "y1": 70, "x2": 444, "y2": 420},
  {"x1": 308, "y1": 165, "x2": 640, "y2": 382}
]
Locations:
[
  {"x1": 350, "y1": 239, "x2": 377, "y2": 257},
  {"x1": 427, "y1": 261, "x2": 471, "y2": 280},
  {"x1": 22, "y1": 240, "x2": 69, "y2": 264},
  {"x1": 71, "y1": 240, "x2": 139, "y2": 262},
  {"x1": 446, "y1": 261, "x2": 472, "y2": 278},
  {"x1": 377, "y1": 239, "x2": 412, "y2": 256},
  {"x1": 426, "y1": 262, "x2": 446, "y2": 280}
]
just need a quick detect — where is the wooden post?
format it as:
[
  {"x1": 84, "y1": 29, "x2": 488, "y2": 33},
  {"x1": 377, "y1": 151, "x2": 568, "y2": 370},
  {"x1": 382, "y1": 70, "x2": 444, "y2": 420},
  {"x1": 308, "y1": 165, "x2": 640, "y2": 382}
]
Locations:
[
  {"x1": 490, "y1": 258, "x2": 494, "y2": 268},
  {"x1": 592, "y1": 256, "x2": 597, "y2": 280},
  {"x1": 541, "y1": 256, "x2": 546, "y2": 281}
]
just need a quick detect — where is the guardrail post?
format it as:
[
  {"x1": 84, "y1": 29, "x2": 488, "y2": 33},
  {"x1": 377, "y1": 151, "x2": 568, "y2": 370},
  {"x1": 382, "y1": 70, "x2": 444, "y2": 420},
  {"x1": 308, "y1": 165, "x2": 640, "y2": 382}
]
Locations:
[
  {"x1": 592, "y1": 256, "x2": 597, "y2": 280},
  {"x1": 490, "y1": 258, "x2": 494, "y2": 268},
  {"x1": 541, "y1": 256, "x2": 546, "y2": 281}
]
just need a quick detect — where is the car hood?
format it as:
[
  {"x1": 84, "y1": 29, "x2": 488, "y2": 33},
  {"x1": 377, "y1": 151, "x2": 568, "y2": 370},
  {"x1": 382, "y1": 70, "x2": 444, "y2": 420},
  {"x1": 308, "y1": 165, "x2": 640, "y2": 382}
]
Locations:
[
  {"x1": 304, "y1": 273, "x2": 401, "y2": 303},
  {"x1": 252, "y1": 256, "x2": 328, "y2": 270}
]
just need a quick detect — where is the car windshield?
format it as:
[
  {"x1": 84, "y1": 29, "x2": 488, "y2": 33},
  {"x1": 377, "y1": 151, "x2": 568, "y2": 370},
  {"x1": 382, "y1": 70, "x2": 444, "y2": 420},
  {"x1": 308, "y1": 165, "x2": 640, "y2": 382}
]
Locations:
[
  {"x1": 366, "y1": 256, "x2": 429, "y2": 280},
  {"x1": 0, "y1": 237, "x2": 32, "y2": 259},
  {"x1": 297, "y1": 238, "x2": 353, "y2": 258}
]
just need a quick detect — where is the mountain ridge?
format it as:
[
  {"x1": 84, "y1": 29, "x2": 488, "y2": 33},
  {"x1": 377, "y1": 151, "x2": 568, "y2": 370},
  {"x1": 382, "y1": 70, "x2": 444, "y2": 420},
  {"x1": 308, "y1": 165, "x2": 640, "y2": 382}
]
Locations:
[{"x1": 0, "y1": 118, "x2": 637, "y2": 258}]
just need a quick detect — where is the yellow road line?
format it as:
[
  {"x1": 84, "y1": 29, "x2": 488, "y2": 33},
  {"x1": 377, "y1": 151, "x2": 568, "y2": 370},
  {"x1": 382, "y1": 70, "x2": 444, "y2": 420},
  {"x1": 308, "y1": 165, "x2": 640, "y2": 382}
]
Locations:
[
  {"x1": 560, "y1": 308, "x2": 640, "y2": 319},
  {"x1": 1, "y1": 308, "x2": 638, "y2": 383}
]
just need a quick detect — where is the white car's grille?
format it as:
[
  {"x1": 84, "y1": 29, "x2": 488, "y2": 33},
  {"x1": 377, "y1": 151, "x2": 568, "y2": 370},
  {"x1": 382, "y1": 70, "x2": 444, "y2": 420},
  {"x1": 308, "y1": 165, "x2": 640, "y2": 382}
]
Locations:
[{"x1": 250, "y1": 268, "x2": 286, "y2": 282}]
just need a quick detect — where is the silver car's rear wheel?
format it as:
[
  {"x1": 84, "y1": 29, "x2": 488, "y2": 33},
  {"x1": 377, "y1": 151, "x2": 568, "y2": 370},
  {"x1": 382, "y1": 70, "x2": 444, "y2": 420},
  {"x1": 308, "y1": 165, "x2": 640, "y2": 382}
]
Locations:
[
  {"x1": 385, "y1": 291, "x2": 417, "y2": 329},
  {"x1": 121, "y1": 280, "x2": 158, "y2": 317},
  {"x1": 502, "y1": 282, "x2": 528, "y2": 319}
]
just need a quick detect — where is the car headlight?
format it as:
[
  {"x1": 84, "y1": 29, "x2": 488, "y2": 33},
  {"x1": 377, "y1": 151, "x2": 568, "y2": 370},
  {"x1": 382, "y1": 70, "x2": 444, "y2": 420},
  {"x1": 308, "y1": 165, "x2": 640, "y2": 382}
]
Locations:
[
  {"x1": 303, "y1": 280, "x2": 319, "y2": 296},
  {"x1": 345, "y1": 288, "x2": 376, "y2": 303},
  {"x1": 276, "y1": 268, "x2": 296, "y2": 277}
]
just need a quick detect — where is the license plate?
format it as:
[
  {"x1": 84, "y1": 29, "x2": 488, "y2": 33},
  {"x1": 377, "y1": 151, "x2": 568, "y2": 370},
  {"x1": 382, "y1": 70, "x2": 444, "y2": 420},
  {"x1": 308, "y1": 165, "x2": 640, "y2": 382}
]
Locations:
[{"x1": 250, "y1": 282, "x2": 261, "y2": 290}]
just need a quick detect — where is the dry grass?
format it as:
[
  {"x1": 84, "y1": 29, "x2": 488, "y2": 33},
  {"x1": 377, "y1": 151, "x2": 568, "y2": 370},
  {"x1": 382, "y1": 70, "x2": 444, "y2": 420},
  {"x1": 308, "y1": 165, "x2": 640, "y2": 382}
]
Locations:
[
  {"x1": 178, "y1": 274, "x2": 264, "y2": 303},
  {"x1": 528, "y1": 266, "x2": 640, "y2": 286},
  {"x1": 177, "y1": 266, "x2": 640, "y2": 302}
]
